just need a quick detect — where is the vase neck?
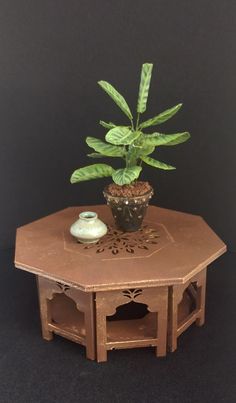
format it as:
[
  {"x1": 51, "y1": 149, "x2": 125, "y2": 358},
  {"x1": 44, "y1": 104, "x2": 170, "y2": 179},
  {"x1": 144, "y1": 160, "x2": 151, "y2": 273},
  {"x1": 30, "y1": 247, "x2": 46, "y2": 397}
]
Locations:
[{"x1": 79, "y1": 211, "x2": 98, "y2": 222}]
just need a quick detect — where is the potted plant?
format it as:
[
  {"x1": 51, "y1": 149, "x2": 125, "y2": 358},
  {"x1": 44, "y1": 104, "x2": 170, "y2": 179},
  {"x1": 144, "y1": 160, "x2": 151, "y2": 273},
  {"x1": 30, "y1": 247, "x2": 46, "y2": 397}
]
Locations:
[{"x1": 70, "y1": 63, "x2": 190, "y2": 231}]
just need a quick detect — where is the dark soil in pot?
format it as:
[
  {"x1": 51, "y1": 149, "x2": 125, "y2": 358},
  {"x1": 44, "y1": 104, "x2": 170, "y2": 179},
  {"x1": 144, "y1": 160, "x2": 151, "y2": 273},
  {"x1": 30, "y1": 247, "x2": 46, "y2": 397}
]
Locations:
[{"x1": 103, "y1": 181, "x2": 153, "y2": 232}]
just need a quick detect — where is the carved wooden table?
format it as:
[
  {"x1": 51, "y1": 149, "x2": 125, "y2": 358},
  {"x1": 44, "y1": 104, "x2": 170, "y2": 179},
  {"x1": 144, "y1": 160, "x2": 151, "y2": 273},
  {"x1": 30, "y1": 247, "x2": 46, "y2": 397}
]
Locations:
[{"x1": 15, "y1": 205, "x2": 226, "y2": 362}]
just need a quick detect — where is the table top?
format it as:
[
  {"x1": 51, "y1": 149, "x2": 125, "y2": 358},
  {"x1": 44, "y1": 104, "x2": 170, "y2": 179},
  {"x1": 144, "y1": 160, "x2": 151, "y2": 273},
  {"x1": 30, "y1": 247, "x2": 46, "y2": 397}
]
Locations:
[{"x1": 15, "y1": 205, "x2": 226, "y2": 291}]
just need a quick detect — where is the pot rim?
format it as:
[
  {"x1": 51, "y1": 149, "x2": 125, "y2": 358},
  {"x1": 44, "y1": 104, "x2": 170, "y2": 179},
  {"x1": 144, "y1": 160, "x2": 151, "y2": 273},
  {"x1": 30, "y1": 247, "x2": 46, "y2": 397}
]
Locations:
[{"x1": 103, "y1": 185, "x2": 154, "y2": 200}]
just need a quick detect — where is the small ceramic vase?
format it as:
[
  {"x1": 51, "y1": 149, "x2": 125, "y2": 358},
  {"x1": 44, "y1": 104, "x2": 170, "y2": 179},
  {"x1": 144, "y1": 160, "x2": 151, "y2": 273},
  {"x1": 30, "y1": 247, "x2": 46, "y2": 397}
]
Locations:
[{"x1": 70, "y1": 211, "x2": 107, "y2": 244}]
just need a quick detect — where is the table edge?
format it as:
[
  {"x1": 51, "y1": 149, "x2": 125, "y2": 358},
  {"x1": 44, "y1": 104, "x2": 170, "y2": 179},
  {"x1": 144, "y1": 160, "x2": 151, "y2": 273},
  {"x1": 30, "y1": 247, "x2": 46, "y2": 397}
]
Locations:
[{"x1": 14, "y1": 244, "x2": 227, "y2": 292}]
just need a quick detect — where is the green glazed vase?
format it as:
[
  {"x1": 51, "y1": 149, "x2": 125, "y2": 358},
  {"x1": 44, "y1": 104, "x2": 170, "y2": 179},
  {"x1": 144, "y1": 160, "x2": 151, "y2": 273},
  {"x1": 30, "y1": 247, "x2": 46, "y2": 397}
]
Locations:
[{"x1": 70, "y1": 211, "x2": 107, "y2": 243}]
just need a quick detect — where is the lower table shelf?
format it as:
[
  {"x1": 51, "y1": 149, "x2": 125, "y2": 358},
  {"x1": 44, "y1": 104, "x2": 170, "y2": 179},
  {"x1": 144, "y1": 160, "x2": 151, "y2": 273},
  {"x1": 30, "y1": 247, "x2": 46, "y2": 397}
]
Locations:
[
  {"x1": 107, "y1": 312, "x2": 157, "y2": 345},
  {"x1": 47, "y1": 289, "x2": 194, "y2": 348}
]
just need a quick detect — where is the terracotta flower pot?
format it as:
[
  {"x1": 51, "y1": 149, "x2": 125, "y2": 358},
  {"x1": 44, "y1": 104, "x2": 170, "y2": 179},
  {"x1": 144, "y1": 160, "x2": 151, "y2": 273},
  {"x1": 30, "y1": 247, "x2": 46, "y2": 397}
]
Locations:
[{"x1": 103, "y1": 186, "x2": 153, "y2": 232}]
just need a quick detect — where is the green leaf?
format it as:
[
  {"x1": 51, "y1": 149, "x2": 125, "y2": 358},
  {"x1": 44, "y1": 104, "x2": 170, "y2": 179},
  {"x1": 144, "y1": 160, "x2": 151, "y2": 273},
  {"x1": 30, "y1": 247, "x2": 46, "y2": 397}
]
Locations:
[
  {"x1": 137, "y1": 144, "x2": 155, "y2": 156},
  {"x1": 142, "y1": 132, "x2": 190, "y2": 147},
  {"x1": 137, "y1": 63, "x2": 153, "y2": 114},
  {"x1": 98, "y1": 80, "x2": 133, "y2": 121},
  {"x1": 70, "y1": 164, "x2": 114, "y2": 183},
  {"x1": 105, "y1": 127, "x2": 141, "y2": 145},
  {"x1": 112, "y1": 166, "x2": 142, "y2": 185},
  {"x1": 141, "y1": 156, "x2": 176, "y2": 170},
  {"x1": 163, "y1": 132, "x2": 191, "y2": 146},
  {"x1": 87, "y1": 152, "x2": 122, "y2": 159},
  {"x1": 99, "y1": 120, "x2": 116, "y2": 129},
  {"x1": 139, "y1": 104, "x2": 182, "y2": 129},
  {"x1": 130, "y1": 144, "x2": 155, "y2": 161},
  {"x1": 86, "y1": 137, "x2": 125, "y2": 157},
  {"x1": 87, "y1": 153, "x2": 108, "y2": 158}
]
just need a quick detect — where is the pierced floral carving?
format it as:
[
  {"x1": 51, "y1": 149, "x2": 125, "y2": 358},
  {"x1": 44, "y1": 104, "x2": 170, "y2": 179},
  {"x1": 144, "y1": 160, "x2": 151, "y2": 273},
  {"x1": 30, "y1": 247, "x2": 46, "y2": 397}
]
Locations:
[
  {"x1": 56, "y1": 282, "x2": 70, "y2": 292},
  {"x1": 122, "y1": 289, "x2": 143, "y2": 300},
  {"x1": 83, "y1": 225, "x2": 160, "y2": 255}
]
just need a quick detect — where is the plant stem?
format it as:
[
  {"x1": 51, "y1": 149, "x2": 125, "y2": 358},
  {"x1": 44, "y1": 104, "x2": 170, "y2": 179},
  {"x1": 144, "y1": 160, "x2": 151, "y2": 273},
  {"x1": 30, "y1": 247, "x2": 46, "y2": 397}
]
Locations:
[
  {"x1": 131, "y1": 119, "x2": 134, "y2": 131},
  {"x1": 136, "y1": 113, "x2": 140, "y2": 130}
]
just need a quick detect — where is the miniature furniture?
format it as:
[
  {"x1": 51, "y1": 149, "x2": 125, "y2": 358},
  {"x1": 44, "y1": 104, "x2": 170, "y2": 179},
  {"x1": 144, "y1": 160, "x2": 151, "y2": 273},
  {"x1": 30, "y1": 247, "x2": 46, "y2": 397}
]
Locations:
[{"x1": 14, "y1": 205, "x2": 226, "y2": 362}]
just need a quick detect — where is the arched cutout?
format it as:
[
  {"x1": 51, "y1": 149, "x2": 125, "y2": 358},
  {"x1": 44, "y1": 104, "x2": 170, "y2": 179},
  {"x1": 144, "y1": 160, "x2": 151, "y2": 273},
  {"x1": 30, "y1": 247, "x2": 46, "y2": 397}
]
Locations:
[
  {"x1": 107, "y1": 300, "x2": 149, "y2": 321},
  {"x1": 50, "y1": 293, "x2": 85, "y2": 336},
  {"x1": 106, "y1": 300, "x2": 157, "y2": 342}
]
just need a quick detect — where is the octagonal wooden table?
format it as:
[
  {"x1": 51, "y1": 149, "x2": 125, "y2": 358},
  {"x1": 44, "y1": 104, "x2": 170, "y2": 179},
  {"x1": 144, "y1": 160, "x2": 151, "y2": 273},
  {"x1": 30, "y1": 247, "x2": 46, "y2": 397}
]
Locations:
[{"x1": 14, "y1": 205, "x2": 226, "y2": 362}]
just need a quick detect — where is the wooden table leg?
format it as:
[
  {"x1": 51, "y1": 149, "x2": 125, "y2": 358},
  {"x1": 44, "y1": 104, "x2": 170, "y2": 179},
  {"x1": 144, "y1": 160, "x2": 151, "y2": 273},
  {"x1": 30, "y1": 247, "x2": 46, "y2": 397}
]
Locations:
[
  {"x1": 196, "y1": 268, "x2": 207, "y2": 327},
  {"x1": 36, "y1": 276, "x2": 53, "y2": 341},
  {"x1": 154, "y1": 286, "x2": 168, "y2": 357},
  {"x1": 84, "y1": 292, "x2": 96, "y2": 360},
  {"x1": 95, "y1": 293, "x2": 107, "y2": 362},
  {"x1": 168, "y1": 267, "x2": 207, "y2": 353},
  {"x1": 168, "y1": 285, "x2": 181, "y2": 353}
]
